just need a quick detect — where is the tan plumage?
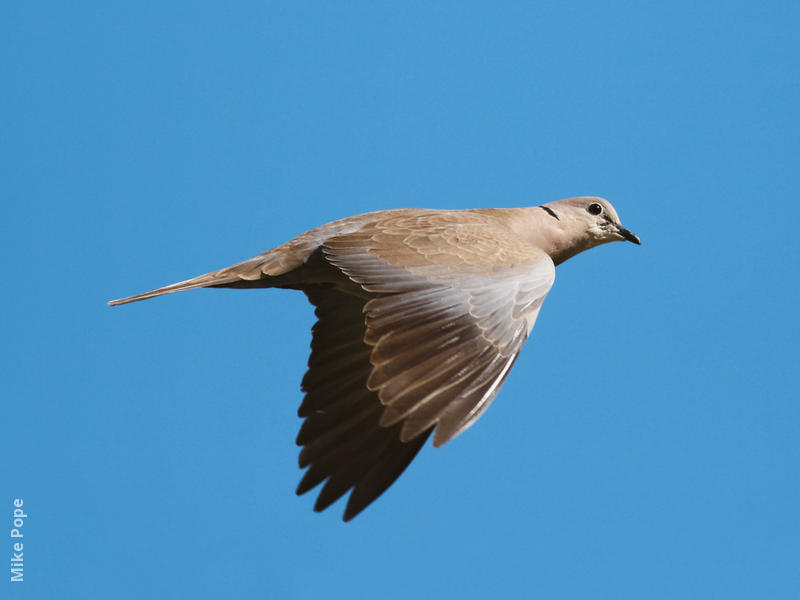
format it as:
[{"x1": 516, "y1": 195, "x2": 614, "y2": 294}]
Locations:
[{"x1": 109, "y1": 196, "x2": 640, "y2": 520}]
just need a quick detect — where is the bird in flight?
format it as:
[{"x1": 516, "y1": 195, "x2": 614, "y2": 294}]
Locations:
[{"x1": 110, "y1": 196, "x2": 640, "y2": 520}]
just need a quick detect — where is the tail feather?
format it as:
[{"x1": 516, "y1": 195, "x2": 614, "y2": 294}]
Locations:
[
  {"x1": 108, "y1": 238, "x2": 324, "y2": 307},
  {"x1": 108, "y1": 271, "x2": 243, "y2": 306}
]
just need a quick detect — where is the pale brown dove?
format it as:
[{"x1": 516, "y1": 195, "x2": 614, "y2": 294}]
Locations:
[{"x1": 109, "y1": 196, "x2": 640, "y2": 520}]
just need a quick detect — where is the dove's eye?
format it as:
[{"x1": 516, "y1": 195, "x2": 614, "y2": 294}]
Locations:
[{"x1": 587, "y1": 203, "x2": 603, "y2": 216}]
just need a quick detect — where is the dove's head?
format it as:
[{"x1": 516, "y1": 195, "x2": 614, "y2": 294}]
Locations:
[{"x1": 536, "y1": 196, "x2": 640, "y2": 265}]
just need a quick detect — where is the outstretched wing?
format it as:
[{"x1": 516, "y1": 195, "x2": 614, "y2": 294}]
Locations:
[{"x1": 296, "y1": 214, "x2": 555, "y2": 519}]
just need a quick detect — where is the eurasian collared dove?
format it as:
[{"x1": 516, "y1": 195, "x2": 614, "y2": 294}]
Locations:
[{"x1": 110, "y1": 196, "x2": 640, "y2": 520}]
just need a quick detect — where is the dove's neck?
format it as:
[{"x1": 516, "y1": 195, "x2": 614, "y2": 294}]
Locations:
[{"x1": 504, "y1": 207, "x2": 599, "y2": 266}]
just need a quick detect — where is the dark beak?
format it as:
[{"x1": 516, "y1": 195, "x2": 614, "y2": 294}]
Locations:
[{"x1": 616, "y1": 224, "x2": 641, "y2": 245}]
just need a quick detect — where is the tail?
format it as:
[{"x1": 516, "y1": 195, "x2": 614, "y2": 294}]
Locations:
[
  {"x1": 109, "y1": 229, "x2": 335, "y2": 307},
  {"x1": 107, "y1": 251, "x2": 288, "y2": 306},
  {"x1": 107, "y1": 271, "x2": 246, "y2": 306}
]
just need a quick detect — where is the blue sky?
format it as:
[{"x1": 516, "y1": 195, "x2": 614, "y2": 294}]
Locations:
[{"x1": 3, "y1": 1, "x2": 799, "y2": 598}]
